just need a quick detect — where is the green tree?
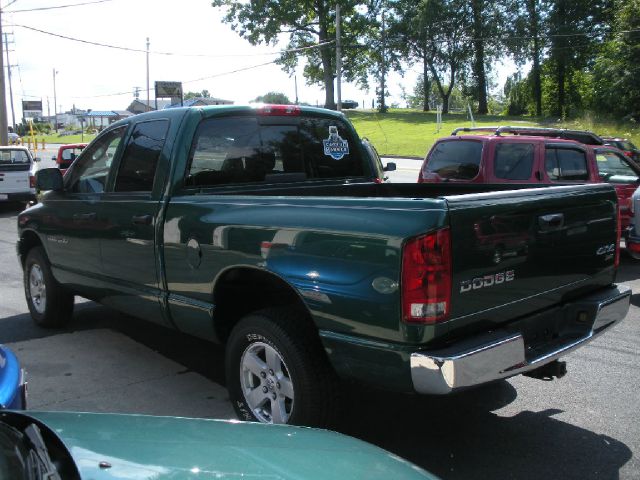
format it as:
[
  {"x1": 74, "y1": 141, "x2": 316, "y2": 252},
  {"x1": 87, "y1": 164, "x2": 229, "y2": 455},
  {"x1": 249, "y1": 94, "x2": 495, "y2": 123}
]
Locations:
[
  {"x1": 184, "y1": 90, "x2": 212, "y2": 100},
  {"x1": 592, "y1": 0, "x2": 640, "y2": 118},
  {"x1": 253, "y1": 92, "x2": 293, "y2": 104},
  {"x1": 212, "y1": 0, "x2": 377, "y2": 109}
]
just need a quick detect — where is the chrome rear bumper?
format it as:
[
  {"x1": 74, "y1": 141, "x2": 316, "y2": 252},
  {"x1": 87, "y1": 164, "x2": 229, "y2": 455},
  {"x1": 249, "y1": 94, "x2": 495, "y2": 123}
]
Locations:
[{"x1": 410, "y1": 285, "x2": 631, "y2": 395}]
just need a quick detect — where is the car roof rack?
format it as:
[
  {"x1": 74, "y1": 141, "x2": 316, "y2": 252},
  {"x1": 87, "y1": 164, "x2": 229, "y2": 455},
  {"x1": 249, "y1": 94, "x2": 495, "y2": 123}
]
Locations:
[{"x1": 451, "y1": 126, "x2": 604, "y2": 145}]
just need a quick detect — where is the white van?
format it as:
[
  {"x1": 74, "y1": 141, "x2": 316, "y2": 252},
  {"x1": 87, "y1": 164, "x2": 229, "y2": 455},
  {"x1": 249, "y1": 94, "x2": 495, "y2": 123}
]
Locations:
[{"x1": 0, "y1": 146, "x2": 38, "y2": 207}]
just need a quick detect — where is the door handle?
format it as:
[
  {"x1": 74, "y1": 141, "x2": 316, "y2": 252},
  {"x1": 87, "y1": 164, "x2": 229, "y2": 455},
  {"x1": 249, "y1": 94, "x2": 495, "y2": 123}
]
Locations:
[
  {"x1": 538, "y1": 213, "x2": 564, "y2": 232},
  {"x1": 132, "y1": 214, "x2": 152, "y2": 225},
  {"x1": 73, "y1": 212, "x2": 97, "y2": 221}
]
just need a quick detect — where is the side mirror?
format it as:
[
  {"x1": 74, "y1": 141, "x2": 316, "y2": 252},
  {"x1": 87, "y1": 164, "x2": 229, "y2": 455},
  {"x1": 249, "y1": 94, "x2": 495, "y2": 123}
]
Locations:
[
  {"x1": 35, "y1": 168, "x2": 64, "y2": 192},
  {"x1": 52, "y1": 156, "x2": 57, "y2": 162},
  {"x1": 384, "y1": 162, "x2": 397, "y2": 172},
  {"x1": 34, "y1": 157, "x2": 41, "y2": 163}
]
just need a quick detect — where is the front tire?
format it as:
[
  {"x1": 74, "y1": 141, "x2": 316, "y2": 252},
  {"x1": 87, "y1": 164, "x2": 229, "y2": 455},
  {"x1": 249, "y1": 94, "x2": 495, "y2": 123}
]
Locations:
[
  {"x1": 225, "y1": 307, "x2": 340, "y2": 427},
  {"x1": 24, "y1": 247, "x2": 74, "y2": 328}
]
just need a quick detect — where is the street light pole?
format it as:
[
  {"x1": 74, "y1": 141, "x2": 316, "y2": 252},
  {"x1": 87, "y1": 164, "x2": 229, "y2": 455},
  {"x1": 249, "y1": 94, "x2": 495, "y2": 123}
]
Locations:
[{"x1": 53, "y1": 69, "x2": 58, "y2": 132}]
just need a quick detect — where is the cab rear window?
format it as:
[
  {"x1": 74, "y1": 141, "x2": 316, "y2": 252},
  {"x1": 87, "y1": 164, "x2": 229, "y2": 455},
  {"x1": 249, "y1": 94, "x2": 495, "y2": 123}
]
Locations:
[
  {"x1": 0, "y1": 150, "x2": 31, "y2": 172},
  {"x1": 186, "y1": 116, "x2": 366, "y2": 187},
  {"x1": 425, "y1": 140, "x2": 482, "y2": 180}
]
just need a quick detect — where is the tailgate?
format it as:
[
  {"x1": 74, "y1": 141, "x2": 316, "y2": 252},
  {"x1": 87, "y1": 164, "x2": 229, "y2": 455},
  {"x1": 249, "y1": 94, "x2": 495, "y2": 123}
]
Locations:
[
  {"x1": 0, "y1": 167, "x2": 31, "y2": 194},
  {"x1": 444, "y1": 184, "x2": 618, "y2": 334}
]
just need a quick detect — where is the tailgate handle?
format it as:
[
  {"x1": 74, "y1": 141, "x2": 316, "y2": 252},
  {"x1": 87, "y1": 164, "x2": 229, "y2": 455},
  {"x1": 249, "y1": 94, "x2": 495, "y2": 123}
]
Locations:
[
  {"x1": 132, "y1": 214, "x2": 152, "y2": 225},
  {"x1": 538, "y1": 213, "x2": 564, "y2": 231},
  {"x1": 73, "y1": 212, "x2": 96, "y2": 221}
]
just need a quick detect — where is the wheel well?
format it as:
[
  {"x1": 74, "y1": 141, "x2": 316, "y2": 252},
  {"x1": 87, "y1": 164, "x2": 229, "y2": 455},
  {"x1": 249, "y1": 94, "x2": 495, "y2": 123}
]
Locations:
[
  {"x1": 213, "y1": 268, "x2": 313, "y2": 343},
  {"x1": 18, "y1": 230, "x2": 43, "y2": 267}
]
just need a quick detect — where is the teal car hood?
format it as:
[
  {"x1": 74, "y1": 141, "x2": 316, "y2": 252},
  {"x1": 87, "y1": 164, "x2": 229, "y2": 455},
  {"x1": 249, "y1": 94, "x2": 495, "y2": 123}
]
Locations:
[{"x1": 23, "y1": 411, "x2": 436, "y2": 480}]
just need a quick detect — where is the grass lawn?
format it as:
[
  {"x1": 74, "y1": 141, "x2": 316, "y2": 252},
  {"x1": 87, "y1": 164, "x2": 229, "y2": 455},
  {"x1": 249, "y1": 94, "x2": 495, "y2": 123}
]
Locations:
[
  {"x1": 345, "y1": 109, "x2": 640, "y2": 158},
  {"x1": 22, "y1": 133, "x2": 97, "y2": 146}
]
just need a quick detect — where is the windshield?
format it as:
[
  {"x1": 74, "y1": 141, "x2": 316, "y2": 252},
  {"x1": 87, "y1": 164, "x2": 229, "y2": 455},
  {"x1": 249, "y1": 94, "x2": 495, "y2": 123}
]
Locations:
[{"x1": 596, "y1": 150, "x2": 639, "y2": 179}]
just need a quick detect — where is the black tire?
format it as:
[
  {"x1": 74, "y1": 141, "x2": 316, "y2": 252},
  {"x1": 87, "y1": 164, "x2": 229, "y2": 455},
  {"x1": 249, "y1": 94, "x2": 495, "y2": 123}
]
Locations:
[
  {"x1": 24, "y1": 246, "x2": 74, "y2": 328},
  {"x1": 226, "y1": 307, "x2": 341, "y2": 427}
]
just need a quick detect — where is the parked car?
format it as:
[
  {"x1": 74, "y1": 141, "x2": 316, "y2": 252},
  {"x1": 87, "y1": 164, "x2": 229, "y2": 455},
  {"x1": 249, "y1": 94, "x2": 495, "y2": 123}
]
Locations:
[
  {"x1": 0, "y1": 146, "x2": 39, "y2": 208},
  {"x1": 19, "y1": 105, "x2": 630, "y2": 427},
  {"x1": 52, "y1": 143, "x2": 88, "y2": 174},
  {"x1": 7, "y1": 132, "x2": 21, "y2": 145},
  {"x1": 341, "y1": 99, "x2": 359, "y2": 109},
  {"x1": 0, "y1": 410, "x2": 437, "y2": 479},
  {"x1": 0, "y1": 345, "x2": 27, "y2": 409},
  {"x1": 418, "y1": 126, "x2": 640, "y2": 230},
  {"x1": 602, "y1": 137, "x2": 640, "y2": 164}
]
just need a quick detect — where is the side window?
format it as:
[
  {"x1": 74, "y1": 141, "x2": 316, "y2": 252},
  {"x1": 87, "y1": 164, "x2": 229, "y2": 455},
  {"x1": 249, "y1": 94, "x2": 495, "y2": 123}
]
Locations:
[
  {"x1": 493, "y1": 143, "x2": 534, "y2": 180},
  {"x1": 545, "y1": 147, "x2": 588, "y2": 181},
  {"x1": 186, "y1": 116, "x2": 365, "y2": 187},
  {"x1": 595, "y1": 150, "x2": 639, "y2": 180},
  {"x1": 68, "y1": 126, "x2": 127, "y2": 193},
  {"x1": 114, "y1": 120, "x2": 169, "y2": 192}
]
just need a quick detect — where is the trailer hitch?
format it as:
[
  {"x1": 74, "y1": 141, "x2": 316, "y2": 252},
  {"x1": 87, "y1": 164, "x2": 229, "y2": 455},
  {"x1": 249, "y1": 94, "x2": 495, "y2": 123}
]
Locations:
[{"x1": 523, "y1": 360, "x2": 567, "y2": 381}]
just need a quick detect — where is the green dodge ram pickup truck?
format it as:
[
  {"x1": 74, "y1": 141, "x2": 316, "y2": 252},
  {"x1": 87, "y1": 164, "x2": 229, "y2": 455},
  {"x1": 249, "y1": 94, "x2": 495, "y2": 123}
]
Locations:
[{"x1": 17, "y1": 105, "x2": 630, "y2": 426}]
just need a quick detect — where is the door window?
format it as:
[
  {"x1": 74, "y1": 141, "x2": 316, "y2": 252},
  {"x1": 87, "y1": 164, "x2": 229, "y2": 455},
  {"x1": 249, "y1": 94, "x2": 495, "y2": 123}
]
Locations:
[
  {"x1": 544, "y1": 147, "x2": 589, "y2": 181},
  {"x1": 114, "y1": 120, "x2": 169, "y2": 192},
  {"x1": 68, "y1": 126, "x2": 127, "y2": 193},
  {"x1": 493, "y1": 143, "x2": 535, "y2": 180}
]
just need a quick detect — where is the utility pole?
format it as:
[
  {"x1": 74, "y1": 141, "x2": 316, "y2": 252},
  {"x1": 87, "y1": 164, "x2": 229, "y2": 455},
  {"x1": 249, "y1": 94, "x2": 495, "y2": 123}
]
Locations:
[
  {"x1": 294, "y1": 76, "x2": 299, "y2": 105},
  {"x1": 53, "y1": 69, "x2": 58, "y2": 132},
  {"x1": 146, "y1": 37, "x2": 150, "y2": 112},
  {"x1": 0, "y1": 7, "x2": 9, "y2": 145},
  {"x1": 335, "y1": 2, "x2": 342, "y2": 111},
  {"x1": 5, "y1": 33, "x2": 15, "y2": 129}
]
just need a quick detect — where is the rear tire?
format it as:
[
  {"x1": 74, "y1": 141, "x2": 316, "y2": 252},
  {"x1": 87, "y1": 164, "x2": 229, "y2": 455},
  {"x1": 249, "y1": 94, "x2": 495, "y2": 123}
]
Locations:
[
  {"x1": 225, "y1": 307, "x2": 341, "y2": 427},
  {"x1": 24, "y1": 247, "x2": 74, "y2": 328}
]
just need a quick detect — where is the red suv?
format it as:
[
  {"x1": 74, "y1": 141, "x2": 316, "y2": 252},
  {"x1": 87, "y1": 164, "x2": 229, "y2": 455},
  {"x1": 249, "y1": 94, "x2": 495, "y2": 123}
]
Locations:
[{"x1": 418, "y1": 127, "x2": 640, "y2": 229}]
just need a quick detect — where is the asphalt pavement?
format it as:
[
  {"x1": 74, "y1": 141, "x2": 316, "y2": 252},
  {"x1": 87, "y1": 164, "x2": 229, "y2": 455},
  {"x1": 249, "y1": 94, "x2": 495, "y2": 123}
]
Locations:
[{"x1": 0, "y1": 174, "x2": 639, "y2": 479}]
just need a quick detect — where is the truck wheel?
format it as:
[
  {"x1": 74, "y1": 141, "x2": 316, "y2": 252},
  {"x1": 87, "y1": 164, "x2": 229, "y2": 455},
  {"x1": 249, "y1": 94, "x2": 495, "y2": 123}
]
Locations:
[
  {"x1": 226, "y1": 307, "x2": 340, "y2": 427},
  {"x1": 24, "y1": 247, "x2": 74, "y2": 328}
]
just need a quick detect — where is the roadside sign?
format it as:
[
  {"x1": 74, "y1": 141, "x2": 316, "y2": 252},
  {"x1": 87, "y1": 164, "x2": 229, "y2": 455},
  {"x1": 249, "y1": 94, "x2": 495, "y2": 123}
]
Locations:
[{"x1": 155, "y1": 81, "x2": 182, "y2": 98}]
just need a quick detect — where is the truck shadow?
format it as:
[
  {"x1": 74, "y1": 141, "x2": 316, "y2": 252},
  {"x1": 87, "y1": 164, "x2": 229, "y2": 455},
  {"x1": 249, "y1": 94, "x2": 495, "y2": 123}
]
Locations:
[{"x1": 340, "y1": 387, "x2": 632, "y2": 480}]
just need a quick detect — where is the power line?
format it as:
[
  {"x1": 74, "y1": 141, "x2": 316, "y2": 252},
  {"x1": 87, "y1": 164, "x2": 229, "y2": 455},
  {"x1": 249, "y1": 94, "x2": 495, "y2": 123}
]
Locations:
[
  {"x1": 9, "y1": 23, "x2": 335, "y2": 58},
  {"x1": 5, "y1": 0, "x2": 115, "y2": 13}
]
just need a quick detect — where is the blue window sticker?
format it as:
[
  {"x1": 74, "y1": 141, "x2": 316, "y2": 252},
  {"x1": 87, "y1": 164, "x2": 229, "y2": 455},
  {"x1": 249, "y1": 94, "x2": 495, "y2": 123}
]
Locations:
[{"x1": 323, "y1": 126, "x2": 349, "y2": 160}]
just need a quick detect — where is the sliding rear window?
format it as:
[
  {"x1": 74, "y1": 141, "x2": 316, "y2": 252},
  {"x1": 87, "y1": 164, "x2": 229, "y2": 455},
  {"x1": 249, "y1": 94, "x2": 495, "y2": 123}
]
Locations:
[
  {"x1": 0, "y1": 150, "x2": 31, "y2": 172},
  {"x1": 186, "y1": 116, "x2": 367, "y2": 187}
]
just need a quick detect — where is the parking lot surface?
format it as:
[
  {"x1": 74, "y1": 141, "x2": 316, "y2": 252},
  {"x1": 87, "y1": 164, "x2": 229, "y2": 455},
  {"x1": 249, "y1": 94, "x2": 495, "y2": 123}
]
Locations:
[{"x1": 1, "y1": 196, "x2": 639, "y2": 479}]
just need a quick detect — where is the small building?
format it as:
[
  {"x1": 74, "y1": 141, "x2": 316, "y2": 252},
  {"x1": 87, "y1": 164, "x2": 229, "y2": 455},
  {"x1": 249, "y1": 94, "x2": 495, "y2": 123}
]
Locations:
[
  {"x1": 82, "y1": 110, "x2": 132, "y2": 129},
  {"x1": 126, "y1": 99, "x2": 174, "y2": 115},
  {"x1": 167, "y1": 97, "x2": 234, "y2": 108}
]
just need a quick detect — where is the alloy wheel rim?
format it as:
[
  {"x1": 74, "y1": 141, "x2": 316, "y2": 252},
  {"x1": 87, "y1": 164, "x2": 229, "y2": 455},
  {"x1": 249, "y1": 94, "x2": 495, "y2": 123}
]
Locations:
[
  {"x1": 29, "y1": 264, "x2": 46, "y2": 314},
  {"x1": 239, "y1": 341, "x2": 294, "y2": 424}
]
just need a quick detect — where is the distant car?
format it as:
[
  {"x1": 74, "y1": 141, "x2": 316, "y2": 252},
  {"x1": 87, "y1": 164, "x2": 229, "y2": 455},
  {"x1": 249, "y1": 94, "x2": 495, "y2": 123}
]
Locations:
[
  {"x1": 0, "y1": 345, "x2": 26, "y2": 410},
  {"x1": 0, "y1": 411, "x2": 438, "y2": 480},
  {"x1": 341, "y1": 99, "x2": 359, "y2": 109},
  {"x1": 0, "y1": 146, "x2": 39, "y2": 208},
  {"x1": 53, "y1": 143, "x2": 88, "y2": 173},
  {"x1": 602, "y1": 137, "x2": 640, "y2": 164},
  {"x1": 7, "y1": 132, "x2": 21, "y2": 145}
]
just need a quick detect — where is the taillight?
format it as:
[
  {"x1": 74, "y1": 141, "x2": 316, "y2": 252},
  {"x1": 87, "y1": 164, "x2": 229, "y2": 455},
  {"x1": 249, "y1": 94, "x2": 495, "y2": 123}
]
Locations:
[
  {"x1": 624, "y1": 151, "x2": 633, "y2": 158},
  {"x1": 256, "y1": 104, "x2": 301, "y2": 116},
  {"x1": 615, "y1": 204, "x2": 621, "y2": 268},
  {"x1": 29, "y1": 175, "x2": 35, "y2": 188},
  {"x1": 402, "y1": 228, "x2": 452, "y2": 324}
]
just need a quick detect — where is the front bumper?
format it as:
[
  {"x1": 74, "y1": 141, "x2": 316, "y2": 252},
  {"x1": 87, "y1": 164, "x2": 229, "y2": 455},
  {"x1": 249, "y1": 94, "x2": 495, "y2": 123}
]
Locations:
[{"x1": 411, "y1": 285, "x2": 631, "y2": 394}]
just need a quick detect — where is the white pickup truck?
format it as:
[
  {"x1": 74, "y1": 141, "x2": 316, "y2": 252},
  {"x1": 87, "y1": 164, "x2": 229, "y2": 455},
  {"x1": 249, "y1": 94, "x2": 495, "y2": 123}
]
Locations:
[{"x1": 0, "y1": 146, "x2": 38, "y2": 208}]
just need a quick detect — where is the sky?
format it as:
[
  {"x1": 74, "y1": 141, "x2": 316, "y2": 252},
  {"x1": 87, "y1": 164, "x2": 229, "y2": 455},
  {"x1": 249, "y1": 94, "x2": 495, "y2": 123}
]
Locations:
[{"x1": 1, "y1": 0, "x2": 517, "y2": 123}]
